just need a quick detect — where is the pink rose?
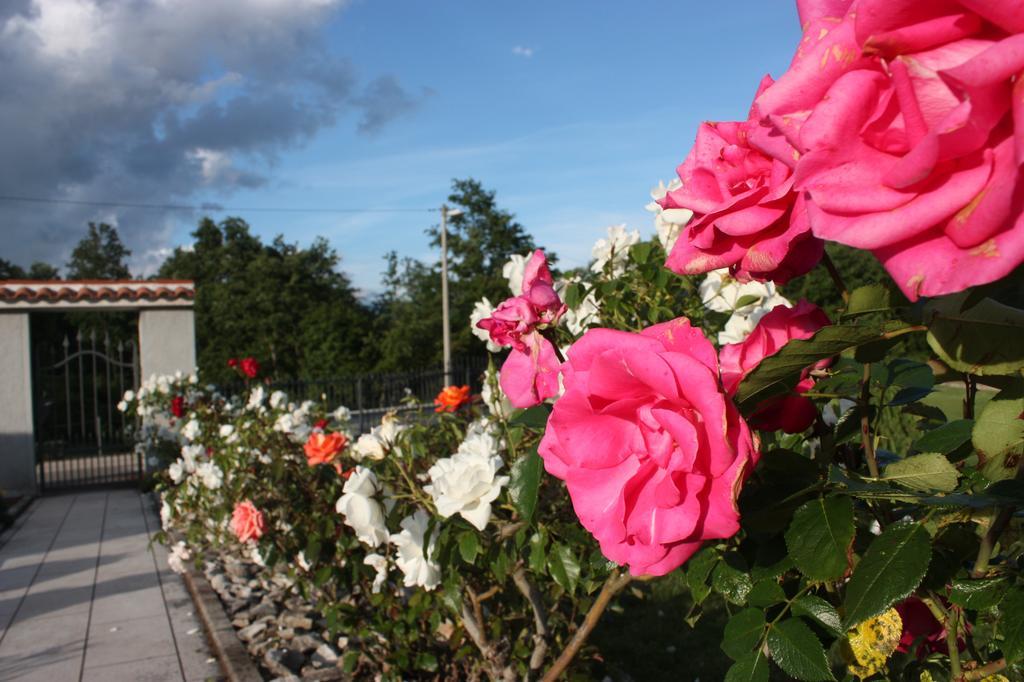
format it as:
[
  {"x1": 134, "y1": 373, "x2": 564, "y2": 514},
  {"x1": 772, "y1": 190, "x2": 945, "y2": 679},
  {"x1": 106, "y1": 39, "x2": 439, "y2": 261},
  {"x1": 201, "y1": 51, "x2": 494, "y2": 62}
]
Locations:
[
  {"x1": 231, "y1": 500, "x2": 265, "y2": 543},
  {"x1": 757, "y1": 0, "x2": 1024, "y2": 300},
  {"x1": 477, "y1": 250, "x2": 566, "y2": 408},
  {"x1": 720, "y1": 301, "x2": 831, "y2": 433},
  {"x1": 659, "y1": 76, "x2": 824, "y2": 284},
  {"x1": 538, "y1": 318, "x2": 759, "y2": 576}
]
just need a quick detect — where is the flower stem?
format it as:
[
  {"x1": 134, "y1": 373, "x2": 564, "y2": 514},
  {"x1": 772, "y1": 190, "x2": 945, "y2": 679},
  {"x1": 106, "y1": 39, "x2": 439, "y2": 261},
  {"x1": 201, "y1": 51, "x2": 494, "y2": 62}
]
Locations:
[
  {"x1": 858, "y1": 363, "x2": 880, "y2": 479},
  {"x1": 821, "y1": 251, "x2": 849, "y2": 305},
  {"x1": 541, "y1": 570, "x2": 632, "y2": 682}
]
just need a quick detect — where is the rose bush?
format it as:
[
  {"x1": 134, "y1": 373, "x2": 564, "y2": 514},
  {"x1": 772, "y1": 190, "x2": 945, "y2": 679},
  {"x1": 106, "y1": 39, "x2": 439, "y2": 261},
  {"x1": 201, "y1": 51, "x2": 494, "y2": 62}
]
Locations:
[{"x1": 132, "y1": 1, "x2": 1024, "y2": 678}]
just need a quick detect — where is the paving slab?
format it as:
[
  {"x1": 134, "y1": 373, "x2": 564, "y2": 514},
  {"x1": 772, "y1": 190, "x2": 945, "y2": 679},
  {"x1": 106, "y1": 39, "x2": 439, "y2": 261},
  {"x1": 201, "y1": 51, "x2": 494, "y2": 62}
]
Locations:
[{"x1": 0, "y1": 490, "x2": 222, "y2": 681}]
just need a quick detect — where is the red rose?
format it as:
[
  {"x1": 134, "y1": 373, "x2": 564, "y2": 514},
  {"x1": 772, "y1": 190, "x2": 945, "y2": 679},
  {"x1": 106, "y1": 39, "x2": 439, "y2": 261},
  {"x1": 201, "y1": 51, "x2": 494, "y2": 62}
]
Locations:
[
  {"x1": 227, "y1": 358, "x2": 238, "y2": 368},
  {"x1": 170, "y1": 396, "x2": 185, "y2": 419},
  {"x1": 240, "y1": 357, "x2": 259, "y2": 379},
  {"x1": 719, "y1": 301, "x2": 831, "y2": 433}
]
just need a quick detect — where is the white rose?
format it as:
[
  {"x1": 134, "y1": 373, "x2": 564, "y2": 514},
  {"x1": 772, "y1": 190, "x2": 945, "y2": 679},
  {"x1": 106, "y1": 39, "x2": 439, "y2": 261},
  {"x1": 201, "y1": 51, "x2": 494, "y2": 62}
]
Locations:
[
  {"x1": 247, "y1": 385, "x2": 265, "y2": 412},
  {"x1": 717, "y1": 295, "x2": 792, "y2": 345},
  {"x1": 481, "y1": 373, "x2": 512, "y2": 420},
  {"x1": 555, "y1": 277, "x2": 601, "y2": 336},
  {"x1": 167, "y1": 541, "x2": 191, "y2": 575},
  {"x1": 363, "y1": 553, "x2": 388, "y2": 594},
  {"x1": 296, "y1": 551, "x2": 313, "y2": 572},
  {"x1": 332, "y1": 405, "x2": 351, "y2": 423},
  {"x1": 335, "y1": 467, "x2": 389, "y2": 548},
  {"x1": 645, "y1": 179, "x2": 692, "y2": 252},
  {"x1": 352, "y1": 413, "x2": 404, "y2": 461},
  {"x1": 424, "y1": 429, "x2": 508, "y2": 531},
  {"x1": 181, "y1": 444, "x2": 203, "y2": 472},
  {"x1": 469, "y1": 297, "x2": 503, "y2": 352},
  {"x1": 390, "y1": 509, "x2": 441, "y2": 591},
  {"x1": 590, "y1": 224, "x2": 640, "y2": 277},
  {"x1": 269, "y1": 391, "x2": 288, "y2": 410},
  {"x1": 699, "y1": 269, "x2": 780, "y2": 315},
  {"x1": 168, "y1": 459, "x2": 186, "y2": 484},
  {"x1": 502, "y1": 253, "x2": 530, "y2": 295},
  {"x1": 218, "y1": 424, "x2": 234, "y2": 439},
  {"x1": 181, "y1": 419, "x2": 201, "y2": 442},
  {"x1": 196, "y1": 461, "x2": 223, "y2": 490}
]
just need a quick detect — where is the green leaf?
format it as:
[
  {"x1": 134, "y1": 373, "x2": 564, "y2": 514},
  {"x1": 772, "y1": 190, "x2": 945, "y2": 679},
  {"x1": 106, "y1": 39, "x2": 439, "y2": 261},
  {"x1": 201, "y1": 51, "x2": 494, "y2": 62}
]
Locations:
[
  {"x1": 914, "y1": 419, "x2": 974, "y2": 455},
  {"x1": 563, "y1": 282, "x2": 582, "y2": 310},
  {"x1": 926, "y1": 293, "x2": 1024, "y2": 375},
  {"x1": 735, "y1": 294, "x2": 762, "y2": 309},
  {"x1": 883, "y1": 453, "x2": 959, "y2": 492},
  {"x1": 457, "y1": 531, "x2": 479, "y2": 564},
  {"x1": 713, "y1": 556, "x2": 753, "y2": 606},
  {"x1": 734, "y1": 323, "x2": 891, "y2": 413},
  {"x1": 313, "y1": 565, "x2": 332, "y2": 587},
  {"x1": 415, "y1": 652, "x2": 439, "y2": 672},
  {"x1": 630, "y1": 241, "x2": 653, "y2": 265},
  {"x1": 547, "y1": 543, "x2": 580, "y2": 594},
  {"x1": 508, "y1": 447, "x2": 543, "y2": 522},
  {"x1": 843, "y1": 522, "x2": 932, "y2": 628},
  {"x1": 724, "y1": 651, "x2": 769, "y2": 682},
  {"x1": 686, "y1": 546, "x2": 718, "y2": 604},
  {"x1": 528, "y1": 531, "x2": 547, "y2": 574},
  {"x1": 1001, "y1": 587, "x2": 1024, "y2": 663},
  {"x1": 845, "y1": 283, "x2": 892, "y2": 317},
  {"x1": 950, "y1": 578, "x2": 1009, "y2": 610},
  {"x1": 792, "y1": 595, "x2": 843, "y2": 637},
  {"x1": 888, "y1": 386, "x2": 932, "y2": 406},
  {"x1": 722, "y1": 609, "x2": 766, "y2": 660},
  {"x1": 766, "y1": 618, "x2": 834, "y2": 681},
  {"x1": 973, "y1": 381, "x2": 1024, "y2": 482},
  {"x1": 748, "y1": 580, "x2": 786, "y2": 608},
  {"x1": 786, "y1": 497, "x2": 855, "y2": 581},
  {"x1": 508, "y1": 404, "x2": 551, "y2": 430}
]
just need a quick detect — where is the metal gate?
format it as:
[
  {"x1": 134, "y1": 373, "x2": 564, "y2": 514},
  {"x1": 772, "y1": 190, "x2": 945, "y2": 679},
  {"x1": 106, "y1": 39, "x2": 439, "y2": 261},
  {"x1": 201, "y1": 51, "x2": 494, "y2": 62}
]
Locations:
[{"x1": 32, "y1": 331, "x2": 141, "y2": 491}]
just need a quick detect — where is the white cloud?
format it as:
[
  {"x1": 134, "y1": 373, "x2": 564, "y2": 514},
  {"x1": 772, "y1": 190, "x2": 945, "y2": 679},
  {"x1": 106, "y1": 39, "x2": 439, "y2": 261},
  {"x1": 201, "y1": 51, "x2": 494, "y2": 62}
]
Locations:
[{"x1": 511, "y1": 45, "x2": 534, "y2": 58}]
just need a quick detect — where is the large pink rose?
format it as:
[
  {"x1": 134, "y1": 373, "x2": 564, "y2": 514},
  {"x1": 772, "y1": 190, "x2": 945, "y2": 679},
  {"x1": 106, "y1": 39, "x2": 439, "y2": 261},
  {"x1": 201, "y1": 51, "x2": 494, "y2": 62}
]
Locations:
[
  {"x1": 231, "y1": 500, "x2": 266, "y2": 543},
  {"x1": 538, "y1": 318, "x2": 759, "y2": 576},
  {"x1": 477, "y1": 250, "x2": 566, "y2": 408},
  {"x1": 720, "y1": 301, "x2": 831, "y2": 434},
  {"x1": 659, "y1": 77, "x2": 824, "y2": 284},
  {"x1": 757, "y1": 0, "x2": 1024, "y2": 300}
]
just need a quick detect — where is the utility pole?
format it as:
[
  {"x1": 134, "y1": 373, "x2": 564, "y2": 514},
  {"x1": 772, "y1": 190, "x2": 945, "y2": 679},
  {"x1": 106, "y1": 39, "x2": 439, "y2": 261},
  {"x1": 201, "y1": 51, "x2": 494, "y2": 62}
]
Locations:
[
  {"x1": 440, "y1": 204, "x2": 451, "y2": 387},
  {"x1": 439, "y1": 203, "x2": 464, "y2": 387}
]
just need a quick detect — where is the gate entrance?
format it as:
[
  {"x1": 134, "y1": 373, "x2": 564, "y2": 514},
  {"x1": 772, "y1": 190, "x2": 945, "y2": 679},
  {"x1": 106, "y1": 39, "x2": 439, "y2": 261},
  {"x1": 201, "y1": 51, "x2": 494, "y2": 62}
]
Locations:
[{"x1": 33, "y1": 330, "x2": 141, "y2": 491}]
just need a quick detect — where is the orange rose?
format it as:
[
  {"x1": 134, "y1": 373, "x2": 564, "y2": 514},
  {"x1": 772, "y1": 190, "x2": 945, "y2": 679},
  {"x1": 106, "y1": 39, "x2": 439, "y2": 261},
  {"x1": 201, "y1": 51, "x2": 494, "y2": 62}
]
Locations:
[
  {"x1": 231, "y1": 500, "x2": 265, "y2": 543},
  {"x1": 304, "y1": 431, "x2": 348, "y2": 466},
  {"x1": 434, "y1": 385, "x2": 471, "y2": 413}
]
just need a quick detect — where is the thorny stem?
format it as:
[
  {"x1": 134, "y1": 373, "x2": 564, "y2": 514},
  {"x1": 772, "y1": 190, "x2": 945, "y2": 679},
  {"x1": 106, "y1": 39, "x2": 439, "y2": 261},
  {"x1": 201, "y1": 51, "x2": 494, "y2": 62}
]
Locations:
[
  {"x1": 821, "y1": 251, "x2": 849, "y2": 304},
  {"x1": 964, "y1": 658, "x2": 1008, "y2": 680},
  {"x1": 513, "y1": 566, "x2": 551, "y2": 677},
  {"x1": 859, "y1": 363, "x2": 880, "y2": 479},
  {"x1": 963, "y1": 374, "x2": 977, "y2": 419},
  {"x1": 925, "y1": 593, "x2": 961, "y2": 679},
  {"x1": 972, "y1": 458, "x2": 1024, "y2": 578},
  {"x1": 541, "y1": 570, "x2": 633, "y2": 682}
]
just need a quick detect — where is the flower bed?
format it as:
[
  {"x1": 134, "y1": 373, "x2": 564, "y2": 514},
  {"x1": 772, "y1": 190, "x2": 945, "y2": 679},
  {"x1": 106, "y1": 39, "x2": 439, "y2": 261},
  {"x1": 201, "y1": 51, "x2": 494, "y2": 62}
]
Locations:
[{"x1": 129, "y1": 1, "x2": 1024, "y2": 678}]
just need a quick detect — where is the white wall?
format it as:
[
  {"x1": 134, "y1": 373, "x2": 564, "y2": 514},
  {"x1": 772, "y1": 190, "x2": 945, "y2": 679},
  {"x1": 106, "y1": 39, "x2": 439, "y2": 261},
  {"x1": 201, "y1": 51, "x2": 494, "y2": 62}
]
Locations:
[
  {"x1": 138, "y1": 309, "x2": 197, "y2": 380},
  {"x1": 0, "y1": 313, "x2": 38, "y2": 495}
]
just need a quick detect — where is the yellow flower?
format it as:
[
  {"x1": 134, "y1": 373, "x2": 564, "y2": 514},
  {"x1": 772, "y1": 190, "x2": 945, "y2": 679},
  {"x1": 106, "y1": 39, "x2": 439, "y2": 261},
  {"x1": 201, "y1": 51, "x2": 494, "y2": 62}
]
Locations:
[
  {"x1": 978, "y1": 675, "x2": 1009, "y2": 682},
  {"x1": 843, "y1": 608, "x2": 903, "y2": 679}
]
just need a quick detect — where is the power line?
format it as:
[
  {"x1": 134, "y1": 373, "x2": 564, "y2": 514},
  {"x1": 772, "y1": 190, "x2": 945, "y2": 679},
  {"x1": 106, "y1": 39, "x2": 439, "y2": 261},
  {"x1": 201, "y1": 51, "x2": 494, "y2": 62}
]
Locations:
[{"x1": 0, "y1": 194, "x2": 438, "y2": 214}]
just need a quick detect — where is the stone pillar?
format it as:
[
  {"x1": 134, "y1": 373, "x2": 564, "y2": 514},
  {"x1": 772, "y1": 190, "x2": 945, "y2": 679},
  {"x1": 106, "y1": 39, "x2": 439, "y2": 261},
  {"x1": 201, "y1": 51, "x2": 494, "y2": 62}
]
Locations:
[
  {"x1": 138, "y1": 309, "x2": 197, "y2": 381},
  {"x1": 0, "y1": 313, "x2": 38, "y2": 495}
]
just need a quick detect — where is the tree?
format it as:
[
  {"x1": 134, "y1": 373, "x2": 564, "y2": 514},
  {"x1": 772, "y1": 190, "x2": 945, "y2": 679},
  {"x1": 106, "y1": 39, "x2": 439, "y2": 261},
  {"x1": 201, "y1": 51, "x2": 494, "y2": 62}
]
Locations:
[
  {"x1": 67, "y1": 223, "x2": 132, "y2": 279},
  {"x1": 0, "y1": 259, "x2": 58, "y2": 279},
  {"x1": 372, "y1": 178, "x2": 548, "y2": 371},
  {"x1": 159, "y1": 217, "x2": 372, "y2": 384}
]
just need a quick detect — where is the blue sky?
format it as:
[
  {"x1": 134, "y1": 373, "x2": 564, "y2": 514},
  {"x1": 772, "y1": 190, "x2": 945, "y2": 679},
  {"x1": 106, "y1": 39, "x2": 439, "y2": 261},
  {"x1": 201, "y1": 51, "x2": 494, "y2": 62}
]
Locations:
[
  {"x1": 183, "y1": 1, "x2": 804, "y2": 294},
  {"x1": 2, "y1": 0, "x2": 802, "y2": 294}
]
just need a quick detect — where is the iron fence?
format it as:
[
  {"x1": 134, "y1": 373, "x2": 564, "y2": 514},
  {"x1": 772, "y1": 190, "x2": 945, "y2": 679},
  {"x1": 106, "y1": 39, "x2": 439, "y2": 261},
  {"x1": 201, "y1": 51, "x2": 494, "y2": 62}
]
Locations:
[{"x1": 227, "y1": 356, "x2": 491, "y2": 434}]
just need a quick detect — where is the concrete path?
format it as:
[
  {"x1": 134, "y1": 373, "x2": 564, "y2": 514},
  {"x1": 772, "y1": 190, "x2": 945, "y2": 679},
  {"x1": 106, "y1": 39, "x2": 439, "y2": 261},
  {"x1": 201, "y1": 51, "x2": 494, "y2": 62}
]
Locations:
[{"x1": 0, "y1": 489, "x2": 223, "y2": 681}]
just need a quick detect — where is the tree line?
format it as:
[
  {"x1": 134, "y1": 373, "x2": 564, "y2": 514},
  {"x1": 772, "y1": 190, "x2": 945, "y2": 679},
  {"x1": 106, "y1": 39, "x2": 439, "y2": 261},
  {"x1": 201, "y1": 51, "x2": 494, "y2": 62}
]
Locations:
[{"x1": 2, "y1": 179, "x2": 546, "y2": 383}]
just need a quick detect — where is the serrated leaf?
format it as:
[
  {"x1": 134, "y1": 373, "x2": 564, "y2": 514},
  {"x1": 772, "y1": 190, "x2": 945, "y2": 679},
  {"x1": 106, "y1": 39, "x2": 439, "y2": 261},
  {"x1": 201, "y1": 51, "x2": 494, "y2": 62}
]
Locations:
[
  {"x1": 686, "y1": 546, "x2": 718, "y2": 604},
  {"x1": 735, "y1": 323, "x2": 891, "y2": 413},
  {"x1": 563, "y1": 282, "x2": 582, "y2": 310},
  {"x1": 843, "y1": 523, "x2": 932, "y2": 628},
  {"x1": 722, "y1": 608, "x2": 766, "y2": 660},
  {"x1": 457, "y1": 531, "x2": 479, "y2": 564},
  {"x1": 883, "y1": 453, "x2": 959, "y2": 492},
  {"x1": 914, "y1": 420, "x2": 974, "y2": 455},
  {"x1": 926, "y1": 293, "x2": 1024, "y2": 375},
  {"x1": 845, "y1": 284, "x2": 892, "y2": 317},
  {"x1": 748, "y1": 580, "x2": 786, "y2": 608},
  {"x1": 547, "y1": 543, "x2": 580, "y2": 594},
  {"x1": 785, "y1": 497, "x2": 855, "y2": 581},
  {"x1": 1001, "y1": 588, "x2": 1024, "y2": 663},
  {"x1": 725, "y1": 651, "x2": 769, "y2": 682},
  {"x1": 713, "y1": 556, "x2": 753, "y2": 605},
  {"x1": 950, "y1": 578, "x2": 1009, "y2": 610},
  {"x1": 888, "y1": 385, "x2": 932, "y2": 406},
  {"x1": 766, "y1": 618, "x2": 834, "y2": 681},
  {"x1": 509, "y1": 404, "x2": 551, "y2": 429},
  {"x1": 974, "y1": 381, "x2": 1024, "y2": 482},
  {"x1": 792, "y1": 595, "x2": 843, "y2": 637},
  {"x1": 630, "y1": 241, "x2": 653, "y2": 265},
  {"x1": 508, "y1": 447, "x2": 543, "y2": 522}
]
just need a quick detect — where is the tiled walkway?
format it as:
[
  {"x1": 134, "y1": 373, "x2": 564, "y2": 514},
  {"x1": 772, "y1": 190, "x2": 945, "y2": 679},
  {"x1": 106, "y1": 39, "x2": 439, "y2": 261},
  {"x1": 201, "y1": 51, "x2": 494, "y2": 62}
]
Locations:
[{"x1": 0, "y1": 490, "x2": 222, "y2": 681}]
